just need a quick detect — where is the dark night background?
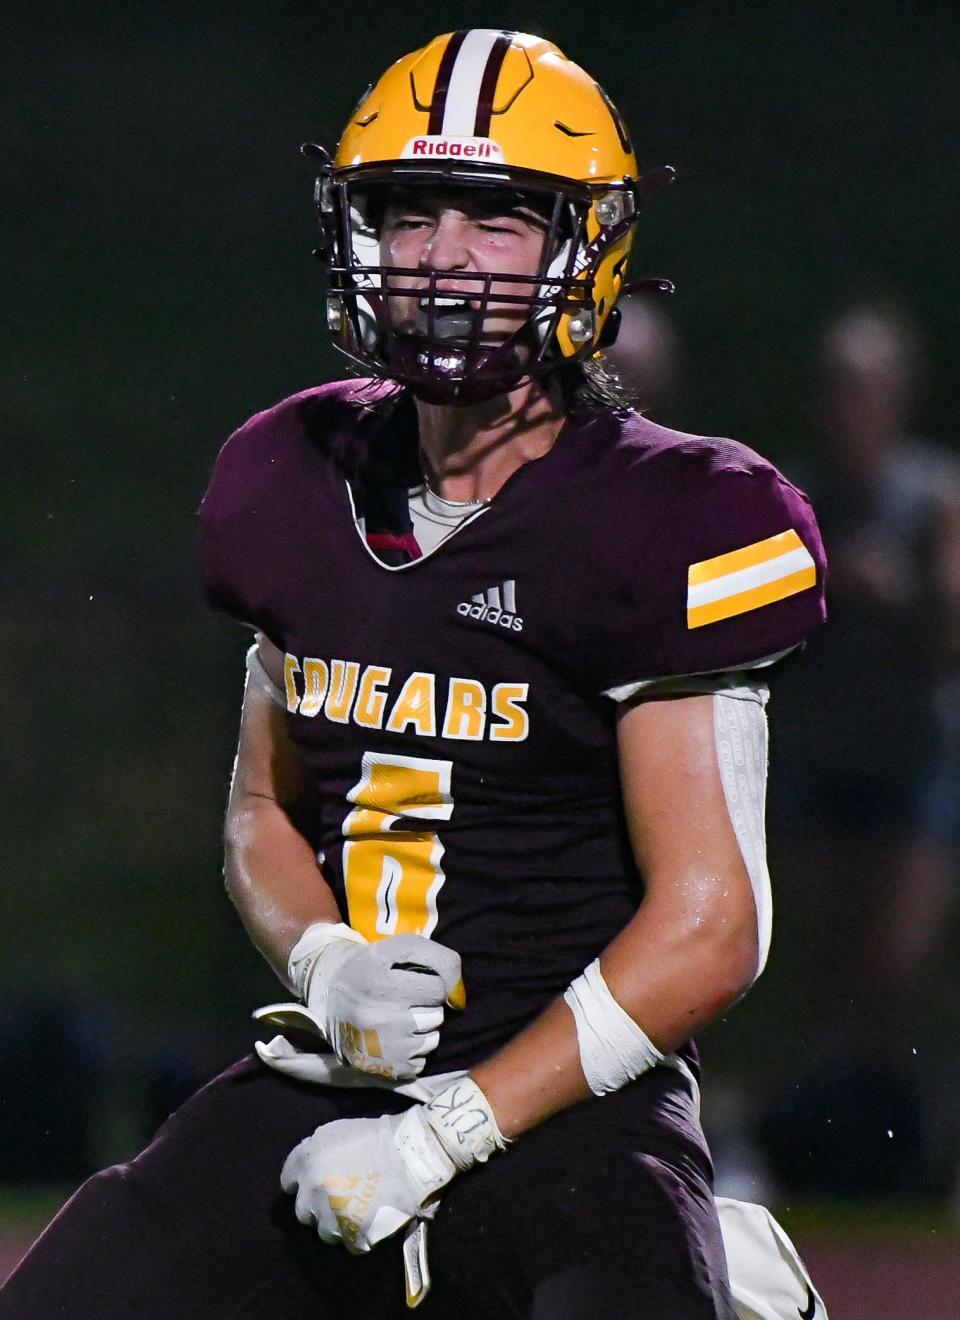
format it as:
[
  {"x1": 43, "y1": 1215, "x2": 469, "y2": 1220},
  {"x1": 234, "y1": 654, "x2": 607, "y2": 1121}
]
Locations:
[{"x1": 3, "y1": 0, "x2": 959, "y2": 1172}]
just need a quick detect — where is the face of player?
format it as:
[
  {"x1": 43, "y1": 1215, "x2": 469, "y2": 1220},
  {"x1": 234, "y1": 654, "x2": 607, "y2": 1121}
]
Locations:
[{"x1": 378, "y1": 187, "x2": 550, "y2": 344}]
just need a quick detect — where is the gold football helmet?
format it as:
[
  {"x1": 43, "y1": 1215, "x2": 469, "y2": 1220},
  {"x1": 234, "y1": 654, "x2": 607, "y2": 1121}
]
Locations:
[{"x1": 306, "y1": 30, "x2": 673, "y2": 403}]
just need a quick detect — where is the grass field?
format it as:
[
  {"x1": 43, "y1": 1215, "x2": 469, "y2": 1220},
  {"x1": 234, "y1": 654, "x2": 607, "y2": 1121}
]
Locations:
[
  {"x1": 2, "y1": 1190, "x2": 958, "y2": 1317},
  {"x1": 0, "y1": 1188, "x2": 70, "y2": 1291},
  {"x1": 776, "y1": 1201, "x2": 960, "y2": 1319}
]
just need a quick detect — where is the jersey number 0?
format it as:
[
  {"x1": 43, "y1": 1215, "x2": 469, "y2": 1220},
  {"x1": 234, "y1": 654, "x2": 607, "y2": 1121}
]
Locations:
[{"x1": 342, "y1": 751, "x2": 453, "y2": 941}]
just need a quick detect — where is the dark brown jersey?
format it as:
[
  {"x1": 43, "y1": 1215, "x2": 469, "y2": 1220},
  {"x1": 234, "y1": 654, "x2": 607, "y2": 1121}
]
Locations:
[{"x1": 200, "y1": 381, "x2": 826, "y2": 1073}]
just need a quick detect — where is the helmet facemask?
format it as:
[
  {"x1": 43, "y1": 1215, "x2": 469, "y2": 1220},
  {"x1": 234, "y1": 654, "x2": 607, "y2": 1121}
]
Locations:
[{"x1": 315, "y1": 166, "x2": 638, "y2": 405}]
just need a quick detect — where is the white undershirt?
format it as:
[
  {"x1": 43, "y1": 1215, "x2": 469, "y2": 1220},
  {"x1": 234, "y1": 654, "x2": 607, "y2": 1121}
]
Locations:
[
  {"x1": 353, "y1": 484, "x2": 485, "y2": 558},
  {"x1": 406, "y1": 484, "x2": 488, "y2": 556}
]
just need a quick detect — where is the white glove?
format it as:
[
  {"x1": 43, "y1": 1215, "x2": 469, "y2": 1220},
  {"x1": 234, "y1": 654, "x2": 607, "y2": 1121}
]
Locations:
[
  {"x1": 281, "y1": 1077, "x2": 506, "y2": 1253},
  {"x1": 256, "y1": 923, "x2": 465, "y2": 1081}
]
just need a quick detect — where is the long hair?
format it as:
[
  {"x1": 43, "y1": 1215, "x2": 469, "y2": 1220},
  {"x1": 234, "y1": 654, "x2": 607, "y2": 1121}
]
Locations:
[{"x1": 557, "y1": 355, "x2": 645, "y2": 413}]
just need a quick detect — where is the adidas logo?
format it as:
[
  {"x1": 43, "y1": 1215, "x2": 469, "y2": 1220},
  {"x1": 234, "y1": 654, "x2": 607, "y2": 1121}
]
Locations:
[{"x1": 457, "y1": 579, "x2": 523, "y2": 633}]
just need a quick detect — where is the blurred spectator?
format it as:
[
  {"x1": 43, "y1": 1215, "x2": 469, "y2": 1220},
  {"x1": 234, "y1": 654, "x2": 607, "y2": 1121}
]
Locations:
[
  {"x1": 599, "y1": 293, "x2": 682, "y2": 420},
  {"x1": 761, "y1": 301, "x2": 960, "y2": 1196}
]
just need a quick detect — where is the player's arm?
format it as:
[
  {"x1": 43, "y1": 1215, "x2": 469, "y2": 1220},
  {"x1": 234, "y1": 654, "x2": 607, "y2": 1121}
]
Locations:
[
  {"x1": 223, "y1": 634, "x2": 341, "y2": 987},
  {"x1": 469, "y1": 689, "x2": 761, "y2": 1137},
  {"x1": 227, "y1": 635, "x2": 462, "y2": 1079}
]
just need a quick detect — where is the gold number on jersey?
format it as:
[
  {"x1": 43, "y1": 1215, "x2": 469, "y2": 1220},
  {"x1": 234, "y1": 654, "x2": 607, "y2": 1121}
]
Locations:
[{"x1": 342, "y1": 751, "x2": 453, "y2": 941}]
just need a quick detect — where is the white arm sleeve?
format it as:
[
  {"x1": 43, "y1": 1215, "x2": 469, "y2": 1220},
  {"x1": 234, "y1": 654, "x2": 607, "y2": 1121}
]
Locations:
[
  {"x1": 713, "y1": 683, "x2": 772, "y2": 978},
  {"x1": 245, "y1": 641, "x2": 287, "y2": 708}
]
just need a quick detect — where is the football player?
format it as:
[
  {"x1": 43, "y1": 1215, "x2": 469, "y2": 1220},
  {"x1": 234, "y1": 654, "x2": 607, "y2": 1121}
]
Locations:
[{"x1": 0, "y1": 30, "x2": 827, "y2": 1320}]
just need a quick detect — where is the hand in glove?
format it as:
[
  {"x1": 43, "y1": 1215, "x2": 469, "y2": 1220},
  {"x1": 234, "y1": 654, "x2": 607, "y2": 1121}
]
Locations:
[
  {"x1": 281, "y1": 1077, "x2": 505, "y2": 1253},
  {"x1": 256, "y1": 923, "x2": 465, "y2": 1081}
]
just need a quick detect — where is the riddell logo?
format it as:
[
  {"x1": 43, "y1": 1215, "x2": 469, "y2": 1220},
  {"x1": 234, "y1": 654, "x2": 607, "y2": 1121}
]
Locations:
[
  {"x1": 457, "y1": 579, "x2": 523, "y2": 633},
  {"x1": 401, "y1": 135, "x2": 505, "y2": 161}
]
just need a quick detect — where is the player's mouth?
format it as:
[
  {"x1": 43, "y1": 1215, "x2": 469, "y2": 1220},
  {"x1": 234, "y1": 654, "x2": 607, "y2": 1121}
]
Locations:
[{"x1": 412, "y1": 295, "x2": 476, "y2": 340}]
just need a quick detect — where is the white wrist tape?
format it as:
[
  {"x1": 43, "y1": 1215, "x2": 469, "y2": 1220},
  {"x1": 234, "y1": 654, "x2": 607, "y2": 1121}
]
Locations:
[
  {"x1": 420, "y1": 1076, "x2": 508, "y2": 1170},
  {"x1": 287, "y1": 921, "x2": 367, "y2": 1002},
  {"x1": 564, "y1": 958, "x2": 664, "y2": 1096}
]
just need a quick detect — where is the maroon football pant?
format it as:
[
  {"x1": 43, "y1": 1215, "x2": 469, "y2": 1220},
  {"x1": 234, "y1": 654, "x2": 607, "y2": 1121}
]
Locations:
[{"x1": 0, "y1": 1055, "x2": 734, "y2": 1319}]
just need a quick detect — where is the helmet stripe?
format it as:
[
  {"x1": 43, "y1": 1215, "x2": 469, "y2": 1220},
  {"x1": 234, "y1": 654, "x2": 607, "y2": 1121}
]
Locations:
[
  {"x1": 427, "y1": 30, "x2": 468, "y2": 134},
  {"x1": 473, "y1": 32, "x2": 512, "y2": 135},
  {"x1": 438, "y1": 29, "x2": 509, "y2": 136}
]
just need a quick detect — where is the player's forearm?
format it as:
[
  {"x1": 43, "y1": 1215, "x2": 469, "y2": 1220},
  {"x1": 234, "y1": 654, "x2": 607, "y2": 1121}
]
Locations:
[
  {"x1": 470, "y1": 899, "x2": 758, "y2": 1140},
  {"x1": 224, "y1": 794, "x2": 342, "y2": 990},
  {"x1": 600, "y1": 889, "x2": 759, "y2": 1049}
]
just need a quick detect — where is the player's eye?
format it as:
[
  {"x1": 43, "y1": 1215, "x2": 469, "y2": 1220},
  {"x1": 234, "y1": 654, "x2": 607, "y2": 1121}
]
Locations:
[{"x1": 475, "y1": 220, "x2": 520, "y2": 236}]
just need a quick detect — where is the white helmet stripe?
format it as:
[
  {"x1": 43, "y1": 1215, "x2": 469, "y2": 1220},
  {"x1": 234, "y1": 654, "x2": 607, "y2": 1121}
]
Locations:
[{"x1": 440, "y1": 29, "x2": 506, "y2": 136}]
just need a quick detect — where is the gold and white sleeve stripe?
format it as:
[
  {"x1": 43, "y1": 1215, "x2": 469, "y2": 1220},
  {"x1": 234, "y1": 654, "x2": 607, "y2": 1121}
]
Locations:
[{"x1": 686, "y1": 529, "x2": 816, "y2": 630}]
